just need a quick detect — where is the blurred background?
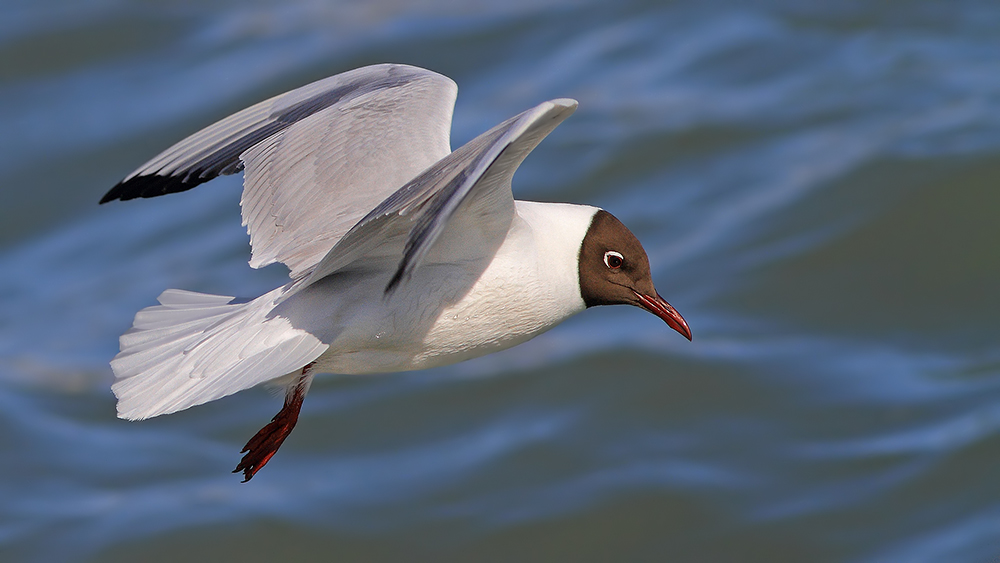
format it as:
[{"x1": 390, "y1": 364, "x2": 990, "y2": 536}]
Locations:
[{"x1": 2, "y1": 0, "x2": 999, "y2": 561}]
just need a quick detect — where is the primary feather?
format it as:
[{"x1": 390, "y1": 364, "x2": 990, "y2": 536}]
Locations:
[{"x1": 103, "y1": 64, "x2": 457, "y2": 279}]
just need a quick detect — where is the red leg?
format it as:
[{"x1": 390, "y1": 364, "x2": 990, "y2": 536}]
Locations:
[{"x1": 233, "y1": 368, "x2": 312, "y2": 482}]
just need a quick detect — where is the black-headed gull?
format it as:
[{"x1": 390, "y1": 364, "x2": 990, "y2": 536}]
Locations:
[{"x1": 102, "y1": 64, "x2": 691, "y2": 481}]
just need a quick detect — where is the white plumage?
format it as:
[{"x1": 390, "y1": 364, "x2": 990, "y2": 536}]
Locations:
[
  {"x1": 106, "y1": 64, "x2": 582, "y2": 421},
  {"x1": 104, "y1": 63, "x2": 691, "y2": 481},
  {"x1": 112, "y1": 288, "x2": 327, "y2": 420}
]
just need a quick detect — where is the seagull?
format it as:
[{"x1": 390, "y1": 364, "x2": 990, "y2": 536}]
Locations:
[{"x1": 102, "y1": 64, "x2": 691, "y2": 482}]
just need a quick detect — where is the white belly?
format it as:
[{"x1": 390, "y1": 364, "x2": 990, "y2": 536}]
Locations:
[{"x1": 283, "y1": 207, "x2": 588, "y2": 375}]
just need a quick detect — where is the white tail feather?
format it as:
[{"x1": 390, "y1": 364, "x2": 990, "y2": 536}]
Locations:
[{"x1": 111, "y1": 288, "x2": 328, "y2": 420}]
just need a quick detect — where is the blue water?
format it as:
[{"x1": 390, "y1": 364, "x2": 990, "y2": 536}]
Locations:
[{"x1": 2, "y1": 1, "x2": 1000, "y2": 561}]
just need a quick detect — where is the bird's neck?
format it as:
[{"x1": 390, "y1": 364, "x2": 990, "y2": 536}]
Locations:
[{"x1": 513, "y1": 200, "x2": 599, "y2": 311}]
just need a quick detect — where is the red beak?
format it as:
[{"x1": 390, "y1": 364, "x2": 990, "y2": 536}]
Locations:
[{"x1": 634, "y1": 292, "x2": 692, "y2": 341}]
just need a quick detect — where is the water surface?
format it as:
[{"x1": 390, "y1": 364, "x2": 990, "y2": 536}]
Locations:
[{"x1": 1, "y1": 1, "x2": 999, "y2": 561}]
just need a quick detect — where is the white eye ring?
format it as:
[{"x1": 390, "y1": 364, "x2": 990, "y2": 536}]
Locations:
[{"x1": 604, "y1": 251, "x2": 624, "y2": 269}]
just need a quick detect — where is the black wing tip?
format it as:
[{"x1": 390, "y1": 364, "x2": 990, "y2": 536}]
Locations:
[
  {"x1": 384, "y1": 236, "x2": 426, "y2": 296},
  {"x1": 384, "y1": 270, "x2": 405, "y2": 297},
  {"x1": 99, "y1": 173, "x2": 207, "y2": 204},
  {"x1": 384, "y1": 255, "x2": 419, "y2": 297}
]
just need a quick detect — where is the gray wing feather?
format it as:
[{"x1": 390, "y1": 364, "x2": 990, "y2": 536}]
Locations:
[
  {"x1": 239, "y1": 74, "x2": 456, "y2": 277},
  {"x1": 102, "y1": 63, "x2": 457, "y2": 279},
  {"x1": 102, "y1": 64, "x2": 452, "y2": 202},
  {"x1": 301, "y1": 98, "x2": 578, "y2": 294}
]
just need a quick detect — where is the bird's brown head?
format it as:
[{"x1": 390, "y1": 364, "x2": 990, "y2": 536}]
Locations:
[{"x1": 578, "y1": 210, "x2": 691, "y2": 340}]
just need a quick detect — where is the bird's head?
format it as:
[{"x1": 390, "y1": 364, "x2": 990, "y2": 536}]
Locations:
[{"x1": 578, "y1": 210, "x2": 691, "y2": 340}]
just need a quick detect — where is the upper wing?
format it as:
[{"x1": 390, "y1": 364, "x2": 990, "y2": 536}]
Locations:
[
  {"x1": 102, "y1": 64, "x2": 457, "y2": 278},
  {"x1": 300, "y1": 98, "x2": 579, "y2": 294}
]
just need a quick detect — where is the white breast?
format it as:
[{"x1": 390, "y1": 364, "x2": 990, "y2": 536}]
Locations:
[{"x1": 306, "y1": 201, "x2": 599, "y2": 374}]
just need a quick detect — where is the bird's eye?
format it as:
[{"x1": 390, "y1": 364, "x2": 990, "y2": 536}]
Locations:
[{"x1": 604, "y1": 251, "x2": 624, "y2": 270}]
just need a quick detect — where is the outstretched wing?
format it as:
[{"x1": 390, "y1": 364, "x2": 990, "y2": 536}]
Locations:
[
  {"x1": 301, "y1": 98, "x2": 578, "y2": 294},
  {"x1": 102, "y1": 63, "x2": 457, "y2": 278}
]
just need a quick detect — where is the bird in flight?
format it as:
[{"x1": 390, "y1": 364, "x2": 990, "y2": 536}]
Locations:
[{"x1": 102, "y1": 64, "x2": 691, "y2": 482}]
